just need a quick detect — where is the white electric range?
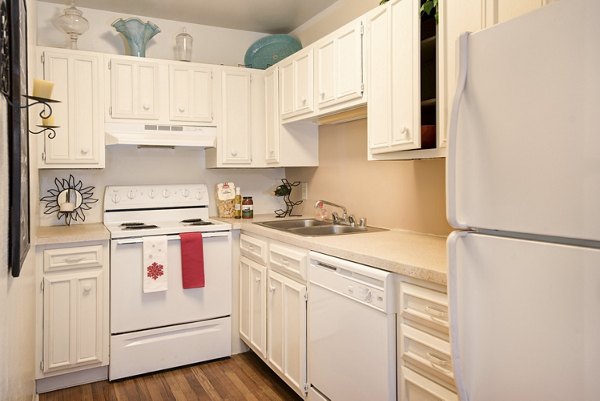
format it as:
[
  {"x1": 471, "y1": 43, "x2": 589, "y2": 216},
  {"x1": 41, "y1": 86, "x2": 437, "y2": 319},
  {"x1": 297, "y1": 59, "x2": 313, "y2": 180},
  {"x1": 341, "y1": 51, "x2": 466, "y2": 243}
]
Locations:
[{"x1": 103, "y1": 184, "x2": 232, "y2": 380}]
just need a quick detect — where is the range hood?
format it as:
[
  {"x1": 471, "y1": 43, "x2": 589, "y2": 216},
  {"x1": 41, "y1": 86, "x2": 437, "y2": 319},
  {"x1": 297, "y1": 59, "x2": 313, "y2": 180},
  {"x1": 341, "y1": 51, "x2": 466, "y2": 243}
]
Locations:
[{"x1": 105, "y1": 123, "x2": 217, "y2": 147}]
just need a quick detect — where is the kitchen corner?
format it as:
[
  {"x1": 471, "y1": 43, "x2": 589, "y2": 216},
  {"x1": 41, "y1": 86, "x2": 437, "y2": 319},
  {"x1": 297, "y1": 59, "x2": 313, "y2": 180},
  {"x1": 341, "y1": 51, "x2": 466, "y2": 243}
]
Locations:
[{"x1": 217, "y1": 214, "x2": 448, "y2": 286}]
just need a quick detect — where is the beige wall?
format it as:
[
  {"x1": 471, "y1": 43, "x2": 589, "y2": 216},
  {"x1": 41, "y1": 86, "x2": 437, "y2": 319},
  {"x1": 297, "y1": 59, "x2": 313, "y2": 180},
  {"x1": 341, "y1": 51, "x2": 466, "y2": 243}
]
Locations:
[
  {"x1": 285, "y1": 120, "x2": 451, "y2": 236},
  {"x1": 0, "y1": 2, "x2": 38, "y2": 400},
  {"x1": 290, "y1": 0, "x2": 380, "y2": 46}
]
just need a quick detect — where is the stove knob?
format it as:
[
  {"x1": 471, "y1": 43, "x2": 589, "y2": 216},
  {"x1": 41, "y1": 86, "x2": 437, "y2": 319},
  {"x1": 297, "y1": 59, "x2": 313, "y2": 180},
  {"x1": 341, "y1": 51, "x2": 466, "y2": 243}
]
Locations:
[
  {"x1": 363, "y1": 289, "x2": 372, "y2": 303},
  {"x1": 162, "y1": 189, "x2": 170, "y2": 198},
  {"x1": 182, "y1": 189, "x2": 190, "y2": 198},
  {"x1": 195, "y1": 191, "x2": 204, "y2": 200},
  {"x1": 148, "y1": 189, "x2": 156, "y2": 199},
  {"x1": 127, "y1": 190, "x2": 136, "y2": 200},
  {"x1": 111, "y1": 193, "x2": 121, "y2": 204}
]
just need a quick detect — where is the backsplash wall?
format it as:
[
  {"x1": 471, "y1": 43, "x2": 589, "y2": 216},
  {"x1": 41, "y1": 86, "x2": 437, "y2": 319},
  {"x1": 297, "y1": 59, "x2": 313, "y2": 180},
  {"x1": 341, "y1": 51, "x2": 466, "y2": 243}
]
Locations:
[
  {"x1": 285, "y1": 119, "x2": 451, "y2": 236},
  {"x1": 39, "y1": 147, "x2": 287, "y2": 226}
]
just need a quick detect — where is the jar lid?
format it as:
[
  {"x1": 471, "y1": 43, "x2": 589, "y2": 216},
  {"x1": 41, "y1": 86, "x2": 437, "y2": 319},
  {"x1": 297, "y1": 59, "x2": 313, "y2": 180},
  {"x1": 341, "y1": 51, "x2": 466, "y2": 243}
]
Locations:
[{"x1": 243, "y1": 196, "x2": 252, "y2": 199}]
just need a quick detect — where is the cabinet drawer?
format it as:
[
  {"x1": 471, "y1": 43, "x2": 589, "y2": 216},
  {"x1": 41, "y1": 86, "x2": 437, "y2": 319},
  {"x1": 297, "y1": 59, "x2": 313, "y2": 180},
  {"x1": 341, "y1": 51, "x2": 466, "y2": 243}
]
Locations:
[
  {"x1": 400, "y1": 282, "x2": 449, "y2": 336},
  {"x1": 240, "y1": 234, "x2": 268, "y2": 265},
  {"x1": 400, "y1": 366, "x2": 458, "y2": 401},
  {"x1": 43, "y1": 245, "x2": 103, "y2": 272},
  {"x1": 269, "y1": 242, "x2": 307, "y2": 281},
  {"x1": 400, "y1": 324, "x2": 454, "y2": 389}
]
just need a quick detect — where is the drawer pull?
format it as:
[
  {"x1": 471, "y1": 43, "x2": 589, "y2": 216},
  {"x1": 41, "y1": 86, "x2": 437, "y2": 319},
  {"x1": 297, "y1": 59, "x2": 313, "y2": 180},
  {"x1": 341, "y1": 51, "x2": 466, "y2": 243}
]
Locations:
[
  {"x1": 247, "y1": 244, "x2": 254, "y2": 251},
  {"x1": 281, "y1": 258, "x2": 289, "y2": 266},
  {"x1": 425, "y1": 305, "x2": 448, "y2": 319},
  {"x1": 427, "y1": 352, "x2": 452, "y2": 374},
  {"x1": 269, "y1": 286, "x2": 276, "y2": 293},
  {"x1": 65, "y1": 257, "x2": 85, "y2": 264}
]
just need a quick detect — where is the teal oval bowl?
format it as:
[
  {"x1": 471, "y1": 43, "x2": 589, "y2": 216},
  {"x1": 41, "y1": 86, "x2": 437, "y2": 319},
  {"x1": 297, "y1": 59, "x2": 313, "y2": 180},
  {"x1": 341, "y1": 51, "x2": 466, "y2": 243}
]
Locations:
[{"x1": 244, "y1": 35, "x2": 302, "y2": 70}]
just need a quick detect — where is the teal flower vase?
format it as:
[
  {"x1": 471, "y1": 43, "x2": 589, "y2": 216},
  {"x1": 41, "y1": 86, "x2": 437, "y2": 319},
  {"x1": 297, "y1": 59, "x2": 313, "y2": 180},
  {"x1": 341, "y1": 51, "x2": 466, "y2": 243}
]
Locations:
[{"x1": 112, "y1": 18, "x2": 161, "y2": 57}]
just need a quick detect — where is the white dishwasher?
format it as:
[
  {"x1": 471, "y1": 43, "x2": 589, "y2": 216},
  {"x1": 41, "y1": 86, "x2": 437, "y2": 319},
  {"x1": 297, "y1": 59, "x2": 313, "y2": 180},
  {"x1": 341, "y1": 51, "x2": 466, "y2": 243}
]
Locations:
[{"x1": 308, "y1": 251, "x2": 396, "y2": 401}]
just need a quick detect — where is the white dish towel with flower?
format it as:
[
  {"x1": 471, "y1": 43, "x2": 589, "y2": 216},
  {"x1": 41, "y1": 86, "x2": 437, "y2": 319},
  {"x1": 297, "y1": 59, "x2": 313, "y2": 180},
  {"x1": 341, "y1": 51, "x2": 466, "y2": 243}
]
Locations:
[{"x1": 143, "y1": 236, "x2": 168, "y2": 293}]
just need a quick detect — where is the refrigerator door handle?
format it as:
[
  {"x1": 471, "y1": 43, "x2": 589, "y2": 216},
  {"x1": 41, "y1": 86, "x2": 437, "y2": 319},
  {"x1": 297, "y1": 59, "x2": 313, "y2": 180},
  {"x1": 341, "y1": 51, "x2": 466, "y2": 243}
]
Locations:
[
  {"x1": 446, "y1": 32, "x2": 471, "y2": 230},
  {"x1": 448, "y1": 230, "x2": 470, "y2": 401}
]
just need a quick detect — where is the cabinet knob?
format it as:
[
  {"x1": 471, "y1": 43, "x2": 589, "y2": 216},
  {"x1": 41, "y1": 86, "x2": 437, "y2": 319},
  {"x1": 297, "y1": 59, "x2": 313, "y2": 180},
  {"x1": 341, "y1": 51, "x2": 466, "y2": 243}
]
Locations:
[
  {"x1": 82, "y1": 285, "x2": 92, "y2": 294},
  {"x1": 255, "y1": 277, "x2": 261, "y2": 283},
  {"x1": 143, "y1": 103, "x2": 151, "y2": 111},
  {"x1": 302, "y1": 98, "x2": 307, "y2": 105},
  {"x1": 401, "y1": 127, "x2": 409, "y2": 136},
  {"x1": 269, "y1": 150, "x2": 275, "y2": 156},
  {"x1": 320, "y1": 92, "x2": 325, "y2": 99},
  {"x1": 231, "y1": 150, "x2": 238, "y2": 157},
  {"x1": 178, "y1": 106, "x2": 185, "y2": 113},
  {"x1": 80, "y1": 147, "x2": 89, "y2": 154},
  {"x1": 269, "y1": 286, "x2": 276, "y2": 293}
]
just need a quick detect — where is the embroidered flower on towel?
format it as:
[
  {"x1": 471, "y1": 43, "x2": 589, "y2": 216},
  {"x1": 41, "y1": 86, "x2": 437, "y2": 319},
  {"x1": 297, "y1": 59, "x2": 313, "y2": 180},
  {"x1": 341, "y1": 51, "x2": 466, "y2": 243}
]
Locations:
[{"x1": 146, "y1": 262, "x2": 164, "y2": 280}]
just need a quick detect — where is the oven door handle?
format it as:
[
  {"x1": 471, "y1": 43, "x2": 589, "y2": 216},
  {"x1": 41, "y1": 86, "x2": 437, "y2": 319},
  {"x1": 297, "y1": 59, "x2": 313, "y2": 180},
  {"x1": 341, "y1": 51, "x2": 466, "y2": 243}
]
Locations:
[{"x1": 115, "y1": 231, "x2": 230, "y2": 245}]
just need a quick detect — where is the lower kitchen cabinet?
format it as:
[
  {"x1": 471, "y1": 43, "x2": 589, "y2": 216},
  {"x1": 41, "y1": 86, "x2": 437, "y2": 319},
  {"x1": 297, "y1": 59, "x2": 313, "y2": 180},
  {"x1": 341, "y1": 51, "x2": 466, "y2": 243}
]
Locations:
[
  {"x1": 239, "y1": 233, "x2": 308, "y2": 397},
  {"x1": 239, "y1": 256, "x2": 267, "y2": 357},
  {"x1": 397, "y1": 280, "x2": 456, "y2": 401},
  {"x1": 267, "y1": 270, "x2": 307, "y2": 393},
  {"x1": 35, "y1": 238, "x2": 109, "y2": 392}
]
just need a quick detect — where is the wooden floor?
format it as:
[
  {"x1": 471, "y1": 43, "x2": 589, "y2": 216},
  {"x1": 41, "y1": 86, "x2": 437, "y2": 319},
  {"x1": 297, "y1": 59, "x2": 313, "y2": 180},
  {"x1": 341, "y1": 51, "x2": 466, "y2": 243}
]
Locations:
[{"x1": 40, "y1": 352, "x2": 303, "y2": 401}]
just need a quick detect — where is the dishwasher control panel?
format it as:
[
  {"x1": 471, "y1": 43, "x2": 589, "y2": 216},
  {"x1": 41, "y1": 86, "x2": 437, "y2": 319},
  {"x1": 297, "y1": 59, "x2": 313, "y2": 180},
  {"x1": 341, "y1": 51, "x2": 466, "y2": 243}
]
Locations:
[{"x1": 309, "y1": 251, "x2": 395, "y2": 314}]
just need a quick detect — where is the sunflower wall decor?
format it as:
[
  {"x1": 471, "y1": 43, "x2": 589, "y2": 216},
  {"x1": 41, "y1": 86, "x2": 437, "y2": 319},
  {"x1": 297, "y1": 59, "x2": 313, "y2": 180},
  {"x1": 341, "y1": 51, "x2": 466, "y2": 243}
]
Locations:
[{"x1": 40, "y1": 175, "x2": 98, "y2": 225}]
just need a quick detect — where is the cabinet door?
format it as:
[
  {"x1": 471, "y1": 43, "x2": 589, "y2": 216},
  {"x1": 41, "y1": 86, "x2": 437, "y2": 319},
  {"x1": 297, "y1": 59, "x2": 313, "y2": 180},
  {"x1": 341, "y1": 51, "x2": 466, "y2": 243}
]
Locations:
[
  {"x1": 265, "y1": 68, "x2": 280, "y2": 164},
  {"x1": 316, "y1": 38, "x2": 336, "y2": 107},
  {"x1": 294, "y1": 50, "x2": 314, "y2": 115},
  {"x1": 221, "y1": 69, "x2": 252, "y2": 164},
  {"x1": 335, "y1": 20, "x2": 364, "y2": 104},
  {"x1": 390, "y1": 0, "x2": 420, "y2": 150},
  {"x1": 279, "y1": 60, "x2": 295, "y2": 117},
  {"x1": 170, "y1": 65, "x2": 213, "y2": 122},
  {"x1": 239, "y1": 257, "x2": 267, "y2": 357},
  {"x1": 367, "y1": 6, "x2": 392, "y2": 151},
  {"x1": 110, "y1": 59, "x2": 159, "y2": 119},
  {"x1": 43, "y1": 270, "x2": 104, "y2": 372},
  {"x1": 267, "y1": 270, "x2": 307, "y2": 393},
  {"x1": 41, "y1": 50, "x2": 103, "y2": 167},
  {"x1": 486, "y1": 0, "x2": 545, "y2": 25}
]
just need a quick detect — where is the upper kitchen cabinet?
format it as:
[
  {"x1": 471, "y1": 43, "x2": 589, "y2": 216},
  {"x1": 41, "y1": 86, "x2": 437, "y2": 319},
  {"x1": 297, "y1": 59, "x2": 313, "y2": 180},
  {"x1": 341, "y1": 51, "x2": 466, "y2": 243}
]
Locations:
[
  {"x1": 279, "y1": 48, "x2": 315, "y2": 122},
  {"x1": 205, "y1": 67, "x2": 265, "y2": 167},
  {"x1": 264, "y1": 67, "x2": 280, "y2": 165},
  {"x1": 314, "y1": 18, "x2": 365, "y2": 115},
  {"x1": 107, "y1": 56, "x2": 160, "y2": 120},
  {"x1": 37, "y1": 48, "x2": 105, "y2": 168},
  {"x1": 367, "y1": 0, "x2": 441, "y2": 160},
  {"x1": 169, "y1": 65, "x2": 214, "y2": 123},
  {"x1": 264, "y1": 65, "x2": 319, "y2": 168},
  {"x1": 438, "y1": 0, "x2": 548, "y2": 150}
]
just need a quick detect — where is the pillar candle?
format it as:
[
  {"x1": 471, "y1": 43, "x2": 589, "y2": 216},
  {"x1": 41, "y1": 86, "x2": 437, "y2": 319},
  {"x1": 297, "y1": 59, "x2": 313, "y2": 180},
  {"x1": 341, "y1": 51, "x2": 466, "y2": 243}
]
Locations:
[
  {"x1": 32, "y1": 79, "x2": 54, "y2": 99},
  {"x1": 41, "y1": 115, "x2": 55, "y2": 126}
]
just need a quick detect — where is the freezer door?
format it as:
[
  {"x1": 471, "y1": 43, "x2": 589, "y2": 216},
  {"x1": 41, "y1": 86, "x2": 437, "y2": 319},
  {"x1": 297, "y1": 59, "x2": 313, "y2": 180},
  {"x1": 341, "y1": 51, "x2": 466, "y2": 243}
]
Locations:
[
  {"x1": 448, "y1": 232, "x2": 600, "y2": 401},
  {"x1": 447, "y1": 0, "x2": 600, "y2": 241}
]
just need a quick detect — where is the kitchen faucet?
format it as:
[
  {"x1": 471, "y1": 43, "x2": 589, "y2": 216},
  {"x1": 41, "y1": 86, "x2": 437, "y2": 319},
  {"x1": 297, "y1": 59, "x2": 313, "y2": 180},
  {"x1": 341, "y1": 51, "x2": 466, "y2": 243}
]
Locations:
[{"x1": 315, "y1": 200, "x2": 347, "y2": 222}]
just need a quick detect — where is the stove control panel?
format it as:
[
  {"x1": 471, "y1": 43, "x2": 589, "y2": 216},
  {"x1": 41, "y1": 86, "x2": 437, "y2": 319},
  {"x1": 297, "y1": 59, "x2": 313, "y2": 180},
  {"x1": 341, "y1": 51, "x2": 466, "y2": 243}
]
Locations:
[{"x1": 104, "y1": 184, "x2": 209, "y2": 211}]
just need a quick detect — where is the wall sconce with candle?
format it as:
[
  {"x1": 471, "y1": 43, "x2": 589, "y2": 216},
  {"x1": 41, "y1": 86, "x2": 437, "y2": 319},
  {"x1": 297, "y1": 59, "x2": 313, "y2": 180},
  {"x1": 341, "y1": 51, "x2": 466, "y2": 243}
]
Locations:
[{"x1": 40, "y1": 175, "x2": 98, "y2": 226}]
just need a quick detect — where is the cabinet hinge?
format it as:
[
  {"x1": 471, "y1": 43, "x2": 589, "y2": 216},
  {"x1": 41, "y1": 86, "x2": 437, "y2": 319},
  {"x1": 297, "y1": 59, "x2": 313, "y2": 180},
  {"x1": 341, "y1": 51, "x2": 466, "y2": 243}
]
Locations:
[
  {"x1": 41, "y1": 151, "x2": 46, "y2": 162},
  {"x1": 41, "y1": 53, "x2": 45, "y2": 64},
  {"x1": 360, "y1": 22, "x2": 364, "y2": 35},
  {"x1": 303, "y1": 383, "x2": 310, "y2": 394},
  {"x1": 108, "y1": 60, "x2": 111, "y2": 70},
  {"x1": 40, "y1": 360, "x2": 44, "y2": 371},
  {"x1": 361, "y1": 83, "x2": 365, "y2": 94},
  {"x1": 40, "y1": 279, "x2": 44, "y2": 292},
  {"x1": 109, "y1": 106, "x2": 112, "y2": 116},
  {"x1": 304, "y1": 291, "x2": 308, "y2": 301}
]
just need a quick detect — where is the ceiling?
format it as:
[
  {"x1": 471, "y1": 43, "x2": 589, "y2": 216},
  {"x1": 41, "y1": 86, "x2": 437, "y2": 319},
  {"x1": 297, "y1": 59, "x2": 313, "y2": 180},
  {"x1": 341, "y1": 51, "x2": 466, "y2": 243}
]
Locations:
[{"x1": 42, "y1": 0, "x2": 339, "y2": 34}]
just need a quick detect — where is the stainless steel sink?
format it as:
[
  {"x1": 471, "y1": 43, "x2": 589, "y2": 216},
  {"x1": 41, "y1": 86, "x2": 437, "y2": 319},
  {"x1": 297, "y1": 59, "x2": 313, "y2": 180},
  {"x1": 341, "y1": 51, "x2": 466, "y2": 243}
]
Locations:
[
  {"x1": 255, "y1": 218, "x2": 330, "y2": 230},
  {"x1": 254, "y1": 219, "x2": 387, "y2": 236}
]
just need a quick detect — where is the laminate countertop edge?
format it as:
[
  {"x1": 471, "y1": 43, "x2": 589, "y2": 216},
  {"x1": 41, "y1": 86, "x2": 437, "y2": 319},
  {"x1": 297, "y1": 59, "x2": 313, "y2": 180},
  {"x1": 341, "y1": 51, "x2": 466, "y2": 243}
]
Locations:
[
  {"x1": 216, "y1": 215, "x2": 448, "y2": 286},
  {"x1": 36, "y1": 223, "x2": 110, "y2": 246}
]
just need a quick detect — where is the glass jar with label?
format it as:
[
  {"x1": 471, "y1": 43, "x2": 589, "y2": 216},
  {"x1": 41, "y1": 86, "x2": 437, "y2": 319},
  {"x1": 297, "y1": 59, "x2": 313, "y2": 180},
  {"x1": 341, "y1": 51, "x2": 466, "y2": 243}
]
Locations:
[{"x1": 241, "y1": 196, "x2": 253, "y2": 219}]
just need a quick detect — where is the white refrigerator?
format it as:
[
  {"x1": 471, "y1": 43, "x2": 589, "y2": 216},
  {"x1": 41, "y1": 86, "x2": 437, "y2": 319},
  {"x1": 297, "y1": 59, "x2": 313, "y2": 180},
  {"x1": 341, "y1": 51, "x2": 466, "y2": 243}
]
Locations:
[{"x1": 447, "y1": 1, "x2": 600, "y2": 400}]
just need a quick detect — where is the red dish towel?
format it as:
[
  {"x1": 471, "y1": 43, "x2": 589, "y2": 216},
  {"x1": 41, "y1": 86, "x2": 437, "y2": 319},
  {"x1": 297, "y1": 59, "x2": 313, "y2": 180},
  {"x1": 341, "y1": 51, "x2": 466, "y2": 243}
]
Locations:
[{"x1": 180, "y1": 232, "x2": 205, "y2": 289}]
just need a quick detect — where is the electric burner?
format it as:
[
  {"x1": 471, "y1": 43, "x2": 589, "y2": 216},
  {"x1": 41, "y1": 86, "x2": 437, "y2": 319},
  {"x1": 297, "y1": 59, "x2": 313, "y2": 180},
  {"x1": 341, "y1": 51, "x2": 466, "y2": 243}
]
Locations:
[
  {"x1": 181, "y1": 218, "x2": 214, "y2": 226},
  {"x1": 123, "y1": 224, "x2": 159, "y2": 230}
]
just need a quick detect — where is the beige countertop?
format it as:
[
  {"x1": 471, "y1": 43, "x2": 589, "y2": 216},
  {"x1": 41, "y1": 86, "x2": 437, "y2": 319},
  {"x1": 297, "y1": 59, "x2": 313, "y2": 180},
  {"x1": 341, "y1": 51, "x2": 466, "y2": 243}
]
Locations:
[
  {"x1": 36, "y1": 223, "x2": 110, "y2": 246},
  {"x1": 216, "y1": 214, "x2": 448, "y2": 286}
]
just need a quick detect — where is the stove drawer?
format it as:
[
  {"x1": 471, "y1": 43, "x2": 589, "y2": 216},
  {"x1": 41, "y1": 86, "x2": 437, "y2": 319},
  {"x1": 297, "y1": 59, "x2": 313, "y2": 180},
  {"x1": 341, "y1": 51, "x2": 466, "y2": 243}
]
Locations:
[
  {"x1": 240, "y1": 234, "x2": 268, "y2": 265},
  {"x1": 43, "y1": 245, "x2": 104, "y2": 272}
]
